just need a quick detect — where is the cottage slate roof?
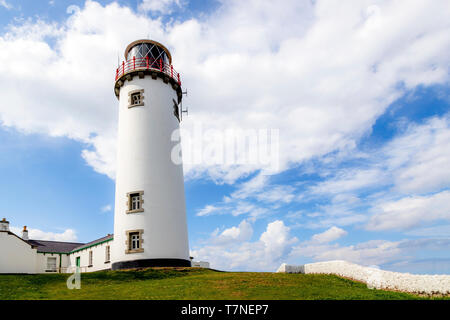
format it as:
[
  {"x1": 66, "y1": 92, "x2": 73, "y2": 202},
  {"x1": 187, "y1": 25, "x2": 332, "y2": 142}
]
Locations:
[
  {"x1": 17, "y1": 232, "x2": 114, "y2": 254},
  {"x1": 71, "y1": 234, "x2": 113, "y2": 252},
  {"x1": 26, "y1": 239, "x2": 85, "y2": 253}
]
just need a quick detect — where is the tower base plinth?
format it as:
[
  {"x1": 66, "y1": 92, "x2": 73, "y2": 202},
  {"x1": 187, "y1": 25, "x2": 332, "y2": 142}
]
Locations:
[{"x1": 111, "y1": 258, "x2": 191, "y2": 270}]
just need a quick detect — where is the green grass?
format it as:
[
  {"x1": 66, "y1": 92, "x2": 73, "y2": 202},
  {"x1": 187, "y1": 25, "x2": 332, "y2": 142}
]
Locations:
[{"x1": 0, "y1": 267, "x2": 446, "y2": 300}]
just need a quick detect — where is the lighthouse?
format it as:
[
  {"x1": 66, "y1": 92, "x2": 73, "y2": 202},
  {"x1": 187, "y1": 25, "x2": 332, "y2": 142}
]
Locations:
[{"x1": 111, "y1": 39, "x2": 190, "y2": 270}]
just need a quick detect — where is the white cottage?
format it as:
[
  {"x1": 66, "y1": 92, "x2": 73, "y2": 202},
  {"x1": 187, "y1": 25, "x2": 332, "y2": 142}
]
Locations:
[{"x1": 0, "y1": 218, "x2": 114, "y2": 274}]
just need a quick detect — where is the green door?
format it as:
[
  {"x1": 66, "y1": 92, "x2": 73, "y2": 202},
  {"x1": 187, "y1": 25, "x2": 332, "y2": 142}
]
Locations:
[{"x1": 76, "y1": 257, "x2": 80, "y2": 267}]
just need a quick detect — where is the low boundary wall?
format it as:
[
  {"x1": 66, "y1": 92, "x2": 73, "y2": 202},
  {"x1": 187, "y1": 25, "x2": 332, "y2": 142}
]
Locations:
[{"x1": 276, "y1": 260, "x2": 450, "y2": 295}]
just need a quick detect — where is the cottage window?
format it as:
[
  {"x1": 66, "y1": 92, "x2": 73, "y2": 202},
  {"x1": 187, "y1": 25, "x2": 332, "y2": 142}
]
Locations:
[
  {"x1": 105, "y1": 245, "x2": 110, "y2": 263},
  {"x1": 47, "y1": 257, "x2": 57, "y2": 272},
  {"x1": 88, "y1": 251, "x2": 93, "y2": 267}
]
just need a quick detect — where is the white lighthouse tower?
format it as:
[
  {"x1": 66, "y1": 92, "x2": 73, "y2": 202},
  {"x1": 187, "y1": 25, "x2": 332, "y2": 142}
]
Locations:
[{"x1": 111, "y1": 39, "x2": 190, "y2": 270}]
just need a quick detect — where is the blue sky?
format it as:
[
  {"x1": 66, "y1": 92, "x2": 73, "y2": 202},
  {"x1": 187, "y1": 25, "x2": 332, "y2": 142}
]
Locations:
[{"x1": 0, "y1": 0, "x2": 449, "y2": 273}]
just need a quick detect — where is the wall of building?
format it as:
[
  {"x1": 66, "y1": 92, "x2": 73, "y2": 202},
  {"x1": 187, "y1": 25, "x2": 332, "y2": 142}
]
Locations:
[
  {"x1": 192, "y1": 261, "x2": 210, "y2": 268},
  {"x1": 68, "y1": 240, "x2": 113, "y2": 273},
  {"x1": 112, "y1": 76, "x2": 190, "y2": 267},
  {"x1": 0, "y1": 231, "x2": 37, "y2": 274},
  {"x1": 35, "y1": 252, "x2": 71, "y2": 273}
]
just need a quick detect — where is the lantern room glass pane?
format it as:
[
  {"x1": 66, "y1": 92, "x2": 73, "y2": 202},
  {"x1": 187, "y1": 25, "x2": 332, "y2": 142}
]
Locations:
[{"x1": 127, "y1": 43, "x2": 169, "y2": 66}]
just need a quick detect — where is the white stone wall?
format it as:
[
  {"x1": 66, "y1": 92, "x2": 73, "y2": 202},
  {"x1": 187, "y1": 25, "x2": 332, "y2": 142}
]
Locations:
[
  {"x1": 277, "y1": 260, "x2": 450, "y2": 295},
  {"x1": 67, "y1": 240, "x2": 113, "y2": 273},
  {"x1": 0, "y1": 231, "x2": 37, "y2": 273},
  {"x1": 192, "y1": 261, "x2": 209, "y2": 268}
]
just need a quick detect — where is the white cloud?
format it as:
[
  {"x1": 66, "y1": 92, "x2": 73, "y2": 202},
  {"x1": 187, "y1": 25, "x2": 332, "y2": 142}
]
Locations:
[
  {"x1": 386, "y1": 115, "x2": 450, "y2": 194},
  {"x1": 291, "y1": 229, "x2": 403, "y2": 267},
  {"x1": 310, "y1": 169, "x2": 385, "y2": 195},
  {"x1": 192, "y1": 220, "x2": 450, "y2": 272},
  {"x1": 260, "y1": 220, "x2": 298, "y2": 260},
  {"x1": 196, "y1": 204, "x2": 219, "y2": 216},
  {"x1": 138, "y1": 0, "x2": 183, "y2": 14},
  {"x1": 101, "y1": 204, "x2": 112, "y2": 212},
  {"x1": 405, "y1": 224, "x2": 450, "y2": 238},
  {"x1": 230, "y1": 174, "x2": 268, "y2": 199},
  {"x1": 0, "y1": 0, "x2": 12, "y2": 10},
  {"x1": 255, "y1": 185, "x2": 295, "y2": 204},
  {"x1": 195, "y1": 174, "x2": 276, "y2": 219},
  {"x1": 287, "y1": 226, "x2": 450, "y2": 270},
  {"x1": 213, "y1": 220, "x2": 253, "y2": 244},
  {"x1": 10, "y1": 226, "x2": 78, "y2": 242},
  {"x1": 292, "y1": 239, "x2": 404, "y2": 267},
  {"x1": 311, "y1": 226, "x2": 348, "y2": 243},
  {"x1": 0, "y1": 1, "x2": 448, "y2": 184},
  {"x1": 301, "y1": 113, "x2": 450, "y2": 230},
  {"x1": 367, "y1": 190, "x2": 450, "y2": 231},
  {"x1": 191, "y1": 220, "x2": 297, "y2": 271},
  {"x1": 0, "y1": 1, "x2": 167, "y2": 179}
]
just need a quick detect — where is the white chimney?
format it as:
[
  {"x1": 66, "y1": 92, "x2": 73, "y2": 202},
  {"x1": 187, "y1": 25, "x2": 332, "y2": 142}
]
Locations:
[
  {"x1": 0, "y1": 218, "x2": 10, "y2": 231},
  {"x1": 22, "y1": 226, "x2": 29, "y2": 240}
]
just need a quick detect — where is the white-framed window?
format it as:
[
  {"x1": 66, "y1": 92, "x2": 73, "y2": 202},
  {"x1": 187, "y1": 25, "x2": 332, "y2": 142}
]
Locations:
[
  {"x1": 47, "y1": 257, "x2": 57, "y2": 271},
  {"x1": 131, "y1": 92, "x2": 141, "y2": 105},
  {"x1": 105, "y1": 245, "x2": 110, "y2": 262},
  {"x1": 131, "y1": 233, "x2": 140, "y2": 250},
  {"x1": 125, "y1": 229, "x2": 144, "y2": 254},
  {"x1": 128, "y1": 89, "x2": 144, "y2": 108},
  {"x1": 131, "y1": 194, "x2": 141, "y2": 210},
  {"x1": 173, "y1": 99, "x2": 180, "y2": 121},
  {"x1": 126, "y1": 191, "x2": 144, "y2": 213},
  {"x1": 88, "y1": 250, "x2": 93, "y2": 266}
]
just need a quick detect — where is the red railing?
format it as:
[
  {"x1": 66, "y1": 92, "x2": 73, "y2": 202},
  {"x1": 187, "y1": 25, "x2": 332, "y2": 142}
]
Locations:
[{"x1": 115, "y1": 56, "x2": 181, "y2": 86}]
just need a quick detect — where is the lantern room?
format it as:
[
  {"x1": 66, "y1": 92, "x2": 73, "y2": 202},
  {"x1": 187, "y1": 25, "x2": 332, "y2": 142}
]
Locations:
[
  {"x1": 124, "y1": 39, "x2": 172, "y2": 65},
  {"x1": 114, "y1": 39, "x2": 182, "y2": 102}
]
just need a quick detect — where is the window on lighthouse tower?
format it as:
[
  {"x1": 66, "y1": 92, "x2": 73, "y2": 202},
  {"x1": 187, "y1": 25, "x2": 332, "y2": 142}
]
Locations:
[
  {"x1": 131, "y1": 92, "x2": 141, "y2": 105},
  {"x1": 128, "y1": 89, "x2": 144, "y2": 108},
  {"x1": 125, "y1": 229, "x2": 144, "y2": 254},
  {"x1": 131, "y1": 194, "x2": 140, "y2": 210},
  {"x1": 126, "y1": 191, "x2": 144, "y2": 213},
  {"x1": 131, "y1": 233, "x2": 140, "y2": 249}
]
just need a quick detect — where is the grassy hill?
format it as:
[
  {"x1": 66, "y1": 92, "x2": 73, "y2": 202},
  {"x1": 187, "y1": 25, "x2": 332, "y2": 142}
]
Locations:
[{"x1": 0, "y1": 267, "x2": 446, "y2": 300}]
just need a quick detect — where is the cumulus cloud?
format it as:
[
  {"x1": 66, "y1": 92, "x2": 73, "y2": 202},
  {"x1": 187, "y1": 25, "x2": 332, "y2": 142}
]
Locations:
[
  {"x1": 213, "y1": 220, "x2": 253, "y2": 244},
  {"x1": 0, "y1": 0, "x2": 449, "y2": 272},
  {"x1": 386, "y1": 114, "x2": 450, "y2": 194},
  {"x1": 10, "y1": 226, "x2": 78, "y2": 242},
  {"x1": 192, "y1": 219, "x2": 449, "y2": 272},
  {"x1": 0, "y1": 1, "x2": 167, "y2": 179},
  {"x1": 292, "y1": 239, "x2": 404, "y2": 267},
  {"x1": 138, "y1": 0, "x2": 184, "y2": 14},
  {"x1": 285, "y1": 227, "x2": 450, "y2": 271},
  {"x1": 311, "y1": 226, "x2": 348, "y2": 243},
  {"x1": 191, "y1": 220, "x2": 297, "y2": 271},
  {"x1": 260, "y1": 220, "x2": 298, "y2": 260},
  {"x1": 0, "y1": 0, "x2": 448, "y2": 184},
  {"x1": 0, "y1": 0, "x2": 12, "y2": 10},
  {"x1": 367, "y1": 190, "x2": 450, "y2": 231},
  {"x1": 298, "y1": 113, "x2": 450, "y2": 231}
]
